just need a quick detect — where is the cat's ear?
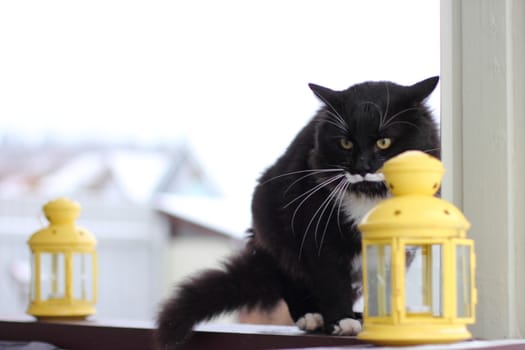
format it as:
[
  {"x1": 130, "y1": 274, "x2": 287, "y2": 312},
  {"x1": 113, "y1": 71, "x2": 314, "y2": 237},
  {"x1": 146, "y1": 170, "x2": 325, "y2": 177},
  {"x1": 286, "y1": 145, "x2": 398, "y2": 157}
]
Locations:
[
  {"x1": 309, "y1": 83, "x2": 339, "y2": 107},
  {"x1": 407, "y1": 76, "x2": 439, "y2": 102}
]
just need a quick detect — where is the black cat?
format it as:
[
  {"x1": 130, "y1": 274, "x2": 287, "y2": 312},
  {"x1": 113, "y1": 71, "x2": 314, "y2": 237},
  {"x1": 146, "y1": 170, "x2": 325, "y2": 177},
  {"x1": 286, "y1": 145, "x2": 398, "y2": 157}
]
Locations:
[{"x1": 156, "y1": 76, "x2": 440, "y2": 348}]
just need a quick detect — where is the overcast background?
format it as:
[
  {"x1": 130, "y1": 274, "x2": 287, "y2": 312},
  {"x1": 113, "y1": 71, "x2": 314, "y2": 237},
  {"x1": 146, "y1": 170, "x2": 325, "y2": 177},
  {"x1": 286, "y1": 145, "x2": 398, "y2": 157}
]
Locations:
[{"x1": 0, "y1": 0, "x2": 440, "y2": 203}]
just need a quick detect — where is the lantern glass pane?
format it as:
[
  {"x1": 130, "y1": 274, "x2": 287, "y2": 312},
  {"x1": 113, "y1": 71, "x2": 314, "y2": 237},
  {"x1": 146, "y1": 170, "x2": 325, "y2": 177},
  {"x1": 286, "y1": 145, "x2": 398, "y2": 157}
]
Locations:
[
  {"x1": 456, "y1": 245, "x2": 471, "y2": 317},
  {"x1": 40, "y1": 252, "x2": 65, "y2": 300},
  {"x1": 366, "y1": 244, "x2": 391, "y2": 317},
  {"x1": 405, "y1": 244, "x2": 442, "y2": 317},
  {"x1": 73, "y1": 253, "x2": 93, "y2": 301}
]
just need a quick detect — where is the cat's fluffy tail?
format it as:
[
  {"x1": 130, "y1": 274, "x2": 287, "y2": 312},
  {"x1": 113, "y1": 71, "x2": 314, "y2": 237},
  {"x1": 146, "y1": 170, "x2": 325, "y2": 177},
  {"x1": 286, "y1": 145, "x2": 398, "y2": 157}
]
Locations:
[{"x1": 155, "y1": 247, "x2": 283, "y2": 349}]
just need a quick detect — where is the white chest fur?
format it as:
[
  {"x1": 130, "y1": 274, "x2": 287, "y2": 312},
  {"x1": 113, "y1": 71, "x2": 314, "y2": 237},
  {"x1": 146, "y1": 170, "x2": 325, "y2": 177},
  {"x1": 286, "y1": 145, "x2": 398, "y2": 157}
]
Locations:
[{"x1": 342, "y1": 193, "x2": 386, "y2": 226}]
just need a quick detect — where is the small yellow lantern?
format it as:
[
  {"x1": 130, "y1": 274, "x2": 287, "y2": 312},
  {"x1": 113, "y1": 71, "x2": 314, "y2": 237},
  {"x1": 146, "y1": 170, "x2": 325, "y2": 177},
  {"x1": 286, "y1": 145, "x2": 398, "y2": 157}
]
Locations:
[
  {"x1": 27, "y1": 198, "x2": 98, "y2": 319},
  {"x1": 357, "y1": 151, "x2": 477, "y2": 345}
]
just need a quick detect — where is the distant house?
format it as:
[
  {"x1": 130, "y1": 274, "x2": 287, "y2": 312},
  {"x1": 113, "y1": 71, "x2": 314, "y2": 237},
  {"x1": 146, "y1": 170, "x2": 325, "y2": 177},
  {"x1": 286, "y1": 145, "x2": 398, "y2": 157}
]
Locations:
[
  {"x1": 0, "y1": 139, "x2": 248, "y2": 321},
  {"x1": 1, "y1": 142, "x2": 221, "y2": 203}
]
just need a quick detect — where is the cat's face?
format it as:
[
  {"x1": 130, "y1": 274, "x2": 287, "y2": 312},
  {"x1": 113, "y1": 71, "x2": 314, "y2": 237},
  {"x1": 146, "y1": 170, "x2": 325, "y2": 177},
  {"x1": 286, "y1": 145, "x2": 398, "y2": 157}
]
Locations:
[{"x1": 309, "y1": 77, "x2": 439, "y2": 195}]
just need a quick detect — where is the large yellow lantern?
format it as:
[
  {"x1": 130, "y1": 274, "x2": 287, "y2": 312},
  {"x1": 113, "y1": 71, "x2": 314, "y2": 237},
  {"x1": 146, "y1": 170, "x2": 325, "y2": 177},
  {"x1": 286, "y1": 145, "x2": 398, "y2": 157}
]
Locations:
[
  {"x1": 27, "y1": 198, "x2": 98, "y2": 319},
  {"x1": 357, "y1": 151, "x2": 476, "y2": 345}
]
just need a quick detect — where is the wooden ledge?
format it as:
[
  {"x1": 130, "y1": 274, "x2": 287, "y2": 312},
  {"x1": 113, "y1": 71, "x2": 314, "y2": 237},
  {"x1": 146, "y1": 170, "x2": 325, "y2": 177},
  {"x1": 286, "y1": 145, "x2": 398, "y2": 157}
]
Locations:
[
  {"x1": 1, "y1": 317, "x2": 525, "y2": 350},
  {"x1": 0, "y1": 317, "x2": 364, "y2": 350}
]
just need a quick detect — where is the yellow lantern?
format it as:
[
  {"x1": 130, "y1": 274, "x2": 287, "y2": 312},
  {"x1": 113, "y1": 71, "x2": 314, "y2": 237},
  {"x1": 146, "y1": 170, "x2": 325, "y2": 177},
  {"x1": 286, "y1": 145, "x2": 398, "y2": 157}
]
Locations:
[
  {"x1": 27, "y1": 198, "x2": 98, "y2": 319},
  {"x1": 357, "y1": 151, "x2": 477, "y2": 345}
]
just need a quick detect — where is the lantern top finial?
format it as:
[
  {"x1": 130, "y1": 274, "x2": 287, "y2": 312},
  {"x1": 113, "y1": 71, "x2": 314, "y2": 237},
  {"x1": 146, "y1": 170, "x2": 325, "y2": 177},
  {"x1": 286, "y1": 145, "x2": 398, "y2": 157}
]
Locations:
[
  {"x1": 43, "y1": 197, "x2": 81, "y2": 225},
  {"x1": 359, "y1": 151, "x2": 470, "y2": 235},
  {"x1": 28, "y1": 197, "x2": 96, "y2": 250},
  {"x1": 381, "y1": 150, "x2": 444, "y2": 196}
]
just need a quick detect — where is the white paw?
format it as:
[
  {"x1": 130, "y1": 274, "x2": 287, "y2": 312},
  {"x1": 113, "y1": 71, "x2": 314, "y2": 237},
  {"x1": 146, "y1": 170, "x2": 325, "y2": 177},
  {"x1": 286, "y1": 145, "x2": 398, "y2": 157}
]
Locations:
[
  {"x1": 331, "y1": 318, "x2": 362, "y2": 336},
  {"x1": 295, "y1": 313, "x2": 324, "y2": 331}
]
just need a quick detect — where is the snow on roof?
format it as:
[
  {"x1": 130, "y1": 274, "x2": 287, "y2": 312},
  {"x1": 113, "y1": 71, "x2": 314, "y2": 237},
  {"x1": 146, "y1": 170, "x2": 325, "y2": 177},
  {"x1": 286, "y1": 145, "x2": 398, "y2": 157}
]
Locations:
[
  {"x1": 108, "y1": 150, "x2": 171, "y2": 203},
  {"x1": 38, "y1": 151, "x2": 106, "y2": 196},
  {"x1": 33, "y1": 144, "x2": 222, "y2": 204},
  {"x1": 153, "y1": 193, "x2": 251, "y2": 240}
]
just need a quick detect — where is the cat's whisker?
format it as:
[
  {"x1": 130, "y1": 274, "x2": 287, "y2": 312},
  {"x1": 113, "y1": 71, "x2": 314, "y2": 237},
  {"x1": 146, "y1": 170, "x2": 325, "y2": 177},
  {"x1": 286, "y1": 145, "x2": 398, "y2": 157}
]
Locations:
[
  {"x1": 317, "y1": 179, "x2": 348, "y2": 256},
  {"x1": 313, "y1": 179, "x2": 345, "y2": 245},
  {"x1": 323, "y1": 117, "x2": 349, "y2": 133},
  {"x1": 289, "y1": 174, "x2": 344, "y2": 236},
  {"x1": 284, "y1": 169, "x2": 344, "y2": 195},
  {"x1": 317, "y1": 94, "x2": 344, "y2": 120},
  {"x1": 284, "y1": 173, "x2": 344, "y2": 209},
  {"x1": 383, "y1": 120, "x2": 424, "y2": 134},
  {"x1": 261, "y1": 168, "x2": 342, "y2": 185},
  {"x1": 335, "y1": 180, "x2": 351, "y2": 239},
  {"x1": 315, "y1": 93, "x2": 348, "y2": 131},
  {"x1": 381, "y1": 107, "x2": 424, "y2": 130},
  {"x1": 327, "y1": 110, "x2": 346, "y2": 123},
  {"x1": 313, "y1": 112, "x2": 348, "y2": 132},
  {"x1": 381, "y1": 83, "x2": 391, "y2": 129},
  {"x1": 309, "y1": 189, "x2": 336, "y2": 245},
  {"x1": 422, "y1": 147, "x2": 441, "y2": 154},
  {"x1": 325, "y1": 110, "x2": 349, "y2": 131},
  {"x1": 299, "y1": 177, "x2": 345, "y2": 258}
]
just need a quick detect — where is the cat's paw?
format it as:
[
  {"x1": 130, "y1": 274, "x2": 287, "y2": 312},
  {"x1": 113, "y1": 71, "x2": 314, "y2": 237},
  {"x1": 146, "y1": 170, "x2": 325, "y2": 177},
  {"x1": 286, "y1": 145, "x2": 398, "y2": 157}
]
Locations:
[
  {"x1": 330, "y1": 318, "x2": 362, "y2": 336},
  {"x1": 295, "y1": 313, "x2": 324, "y2": 332}
]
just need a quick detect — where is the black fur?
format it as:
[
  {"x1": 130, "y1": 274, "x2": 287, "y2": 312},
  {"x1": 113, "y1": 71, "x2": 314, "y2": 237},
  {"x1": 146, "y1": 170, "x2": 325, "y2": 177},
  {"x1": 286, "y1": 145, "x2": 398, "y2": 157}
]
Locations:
[{"x1": 156, "y1": 77, "x2": 440, "y2": 349}]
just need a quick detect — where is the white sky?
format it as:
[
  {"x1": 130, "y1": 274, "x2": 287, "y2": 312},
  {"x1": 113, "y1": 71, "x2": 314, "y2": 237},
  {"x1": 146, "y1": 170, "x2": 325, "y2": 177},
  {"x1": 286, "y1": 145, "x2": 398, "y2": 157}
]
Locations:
[{"x1": 0, "y1": 0, "x2": 439, "y2": 204}]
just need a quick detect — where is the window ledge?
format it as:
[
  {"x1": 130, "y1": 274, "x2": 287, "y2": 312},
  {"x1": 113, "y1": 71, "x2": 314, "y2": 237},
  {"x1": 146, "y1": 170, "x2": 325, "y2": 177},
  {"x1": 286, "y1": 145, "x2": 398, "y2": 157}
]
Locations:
[
  {"x1": 0, "y1": 317, "x2": 363, "y2": 350},
  {"x1": 1, "y1": 317, "x2": 525, "y2": 350}
]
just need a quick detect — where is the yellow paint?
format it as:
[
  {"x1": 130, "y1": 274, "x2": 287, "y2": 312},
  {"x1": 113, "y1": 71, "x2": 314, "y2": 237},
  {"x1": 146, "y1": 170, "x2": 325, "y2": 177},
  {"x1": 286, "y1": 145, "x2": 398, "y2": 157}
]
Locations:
[
  {"x1": 27, "y1": 198, "x2": 97, "y2": 319},
  {"x1": 358, "y1": 151, "x2": 477, "y2": 345}
]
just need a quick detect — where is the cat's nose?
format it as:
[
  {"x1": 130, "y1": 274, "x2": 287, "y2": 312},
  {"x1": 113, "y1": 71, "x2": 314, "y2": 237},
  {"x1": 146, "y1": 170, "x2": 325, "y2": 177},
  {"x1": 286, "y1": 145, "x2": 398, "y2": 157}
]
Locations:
[{"x1": 355, "y1": 157, "x2": 372, "y2": 176}]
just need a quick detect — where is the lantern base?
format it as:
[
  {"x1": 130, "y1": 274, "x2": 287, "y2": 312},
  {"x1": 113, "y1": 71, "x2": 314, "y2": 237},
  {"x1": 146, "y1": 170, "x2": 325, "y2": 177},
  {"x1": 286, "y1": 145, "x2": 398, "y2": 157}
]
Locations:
[
  {"x1": 358, "y1": 323, "x2": 472, "y2": 346},
  {"x1": 27, "y1": 301, "x2": 96, "y2": 320}
]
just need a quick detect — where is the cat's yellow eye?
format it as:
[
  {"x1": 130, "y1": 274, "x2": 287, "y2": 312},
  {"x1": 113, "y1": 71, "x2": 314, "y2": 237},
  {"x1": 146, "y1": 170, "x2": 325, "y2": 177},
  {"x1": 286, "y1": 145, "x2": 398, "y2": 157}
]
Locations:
[
  {"x1": 376, "y1": 137, "x2": 392, "y2": 150},
  {"x1": 340, "y1": 138, "x2": 353, "y2": 150}
]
